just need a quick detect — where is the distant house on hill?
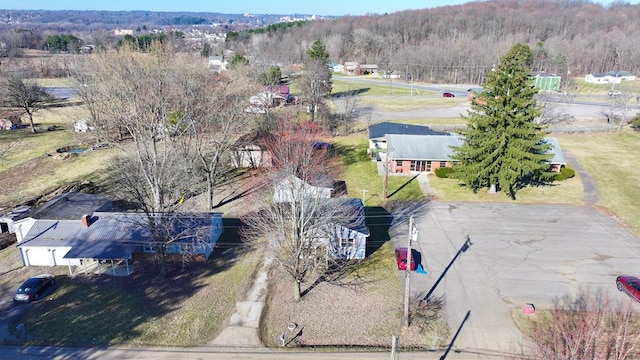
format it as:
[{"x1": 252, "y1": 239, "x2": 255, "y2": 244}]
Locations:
[
  {"x1": 114, "y1": 29, "x2": 133, "y2": 36},
  {"x1": 584, "y1": 71, "x2": 635, "y2": 84},
  {"x1": 208, "y1": 56, "x2": 228, "y2": 73}
]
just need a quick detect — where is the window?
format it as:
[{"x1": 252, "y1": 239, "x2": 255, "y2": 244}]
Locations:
[
  {"x1": 143, "y1": 244, "x2": 156, "y2": 253},
  {"x1": 412, "y1": 161, "x2": 431, "y2": 172},
  {"x1": 395, "y1": 160, "x2": 402, "y2": 167},
  {"x1": 440, "y1": 161, "x2": 447, "y2": 167}
]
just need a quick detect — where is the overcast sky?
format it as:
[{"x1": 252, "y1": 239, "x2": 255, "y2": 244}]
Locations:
[{"x1": 1, "y1": 0, "x2": 637, "y2": 16}]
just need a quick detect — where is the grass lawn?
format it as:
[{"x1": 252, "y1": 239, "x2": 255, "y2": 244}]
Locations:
[
  {"x1": 554, "y1": 129, "x2": 640, "y2": 237},
  {"x1": 572, "y1": 77, "x2": 640, "y2": 96},
  {"x1": 2, "y1": 88, "x2": 639, "y2": 349},
  {"x1": 332, "y1": 78, "x2": 439, "y2": 97},
  {"x1": 6, "y1": 238, "x2": 258, "y2": 347}
]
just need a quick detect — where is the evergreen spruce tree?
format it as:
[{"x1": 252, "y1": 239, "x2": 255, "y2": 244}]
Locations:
[{"x1": 452, "y1": 43, "x2": 554, "y2": 199}]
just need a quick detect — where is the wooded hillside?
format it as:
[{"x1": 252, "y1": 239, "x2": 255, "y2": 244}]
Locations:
[{"x1": 229, "y1": 0, "x2": 640, "y2": 85}]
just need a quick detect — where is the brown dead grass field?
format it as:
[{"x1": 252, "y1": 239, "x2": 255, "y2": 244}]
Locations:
[{"x1": 259, "y1": 245, "x2": 448, "y2": 350}]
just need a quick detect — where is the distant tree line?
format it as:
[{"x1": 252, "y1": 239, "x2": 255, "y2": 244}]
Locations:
[
  {"x1": 226, "y1": 0, "x2": 640, "y2": 85},
  {"x1": 225, "y1": 20, "x2": 306, "y2": 47}
]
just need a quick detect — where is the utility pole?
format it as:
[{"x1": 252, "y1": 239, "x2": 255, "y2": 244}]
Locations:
[
  {"x1": 403, "y1": 214, "x2": 414, "y2": 328},
  {"x1": 383, "y1": 151, "x2": 389, "y2": 199}
]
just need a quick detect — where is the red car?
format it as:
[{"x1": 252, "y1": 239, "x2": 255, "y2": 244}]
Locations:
[
  {"x1": 394, "y1": 247, "x2": 416, "y2": 271},
  {"x1": 442, "y1": 92, "x2": 455, "y2": 98},
  {"x1": 616, "y1": 275, "x2": 640, "y2": 302}
]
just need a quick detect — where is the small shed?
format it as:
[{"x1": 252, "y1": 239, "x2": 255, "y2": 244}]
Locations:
[
  {"x1": 74, "y1": 118, "x2": 94, "y2": 132},
  {"x1": 230, "y1": 131, "x2": 276, "y2": 168}
]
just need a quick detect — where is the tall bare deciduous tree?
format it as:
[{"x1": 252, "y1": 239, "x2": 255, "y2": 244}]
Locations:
[
  {"x1": 76, "y1": 43, "x2": 220, "y2": 278},
  {"x1": 1, "y1": 70, "x2": 54, "y2": 133},
  {"x1": 243, "y1": 120, "x2": 356, "y2": 301},
  {"x1": 180, "y1": 67, "x2": 255, "y2": 210}
]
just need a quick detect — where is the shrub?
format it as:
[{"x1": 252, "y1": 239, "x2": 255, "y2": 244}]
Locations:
[
  {"x1": 554, "y1": 166, "x2": 575, "y2": 181},
  {"x1": 518, "y1": 289, "x2": 640, "y2": 360},
  {"x1": 435, "y1": 167, "x2": 454, "y2": 178},
  {"x1": 631, "y1": 113, "x2": 640, "y2": 131}
]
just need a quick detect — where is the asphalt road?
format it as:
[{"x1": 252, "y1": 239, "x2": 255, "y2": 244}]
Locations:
[
  {"x1": 336, "y1": 76, "x2": 640, "y2": 123},
  {"x1": 395, "y1": 202, "x2": 640, "y2": 359}
]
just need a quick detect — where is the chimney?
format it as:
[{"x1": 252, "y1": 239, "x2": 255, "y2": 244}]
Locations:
[{"x1": 81, "y1": 214, "x2": 91, "y2": 228}]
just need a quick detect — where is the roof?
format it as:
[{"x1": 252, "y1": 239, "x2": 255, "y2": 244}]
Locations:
[
  {"x1": 607, "y1": 70, "x2": 634, "y2": 77},
  {"x1": 387, "y1": 134, "x2": 462, "y2": 161},
  {"x1": 18, "y1": 212, "x2": 222, "y2": 260},
  {"x1": 0, "y1": 205, "x2": 32, "y2": 222},
  {"x1": 327, "y1": 198, "x2": 369, "y2": 236},
  {"x1": 233, "y1": 131, "x2": 277, "y2": 148},
  {"x1": 368, "y1": 122, "x2": 449, "y2": 140},
  {"x1": 541, "y1": 137, "x2": 567, "y2": 165},
  {"x1": 27, "y1": 192, "x2": 112, "y2": 220},
  {"x1": 387, "y1": 134, "x2": 566, "y2": 165}
]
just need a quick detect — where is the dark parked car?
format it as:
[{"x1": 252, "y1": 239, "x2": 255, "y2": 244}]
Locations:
[
  {"x1": 13, "y1": 274, "x2": 56, "y2": 302},
  {"x1": 616, "y1": 275, "x2": 640, "y2": 302},
  {"x1": 394, "y1": 247, "x2": 416, "y2": 271},
  {"x1": 442, "y1": 92, "x2": 455, "y2": 98}
]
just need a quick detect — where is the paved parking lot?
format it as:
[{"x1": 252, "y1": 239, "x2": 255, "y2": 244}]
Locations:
[{"x1": 396, "y1": 201, "x2": 640, "y2": 359}]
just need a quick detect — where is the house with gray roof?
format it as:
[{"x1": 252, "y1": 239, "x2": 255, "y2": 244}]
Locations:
[
  {"x1": 17, "y1": 211, "x2": 223, "y2": 275},
  {"x1": 584, "y1": 70, "x2": 635, "y2": 84},
  {"x1": 384, "y1": 133, "x2": 566, "y2": 174},
  {"x1": 386, "y1": 134, "x2": 463, "y2": 173},
  {"x1": 272, "y1": 175, "x2": 368, "y2": 259},
  {"x1": 368, "y1": 122, "x2": 449, "y2": 160},
  {"x1": 308, "y1": 198, "x2": 369, "y2": 260},
  {"x1": 8, "y1": 192, "x2": 112, "y2": 240},
  {"x1": 11, "y1": 192, "x2": 223, "y2": 275}
]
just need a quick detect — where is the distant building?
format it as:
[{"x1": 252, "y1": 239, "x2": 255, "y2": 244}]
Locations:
[
  {"x1": 114, "y1": 29, "x2": 134, "y2": 36},
  {"x1": 531, "y1": 73, "x2": 561, "y2": 91},
  {"x1": 208, "y1": 56, "x2": 228, "y2": 73},
  {"x1": 584, "y1": 71, "x2": 635, "y2": 84}
]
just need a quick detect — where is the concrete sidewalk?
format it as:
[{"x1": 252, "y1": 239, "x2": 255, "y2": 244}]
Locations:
[{"x1": 209, "y1": 255, "x2": 272, "y2": 350}]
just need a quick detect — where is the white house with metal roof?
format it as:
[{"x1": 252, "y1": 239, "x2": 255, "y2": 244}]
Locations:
[
  {"x1": 307, "y1": 198, "x2": 369, "y2": 260},
  {"x1": 15, "y1": 201, "x2": 223, "y2": 275},
  {"x1": 584, "y1": 71, "x2": 635, "y2": 84}
]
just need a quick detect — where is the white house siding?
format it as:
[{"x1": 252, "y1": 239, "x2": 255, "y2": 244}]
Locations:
[
  {"x1": 273, "y1": 176, "x2": 332, "y2": 203},
  {"x1": 14, "y1": 218, "x2": 37, "y2": 243},
  {"x1": 21, "y1": 246, "x2": 80, "y2": 266},
  {"x1": 325, "y1": 226, "x2": 367, "y2": 260}
]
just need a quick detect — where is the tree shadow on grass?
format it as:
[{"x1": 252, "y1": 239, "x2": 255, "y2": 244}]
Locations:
[
  {"x1": 332, "y1": 143, "x2": 369, "y2": 166},
  {"x1": 7, "y1": 220, "x2": 249, "y2": 347},
  {"x1": 387, "y1": 174, "x2": 420, "y2": 198},
  {"x1": 330, "y1": 87, "x2": 371, "y2": 98}
]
